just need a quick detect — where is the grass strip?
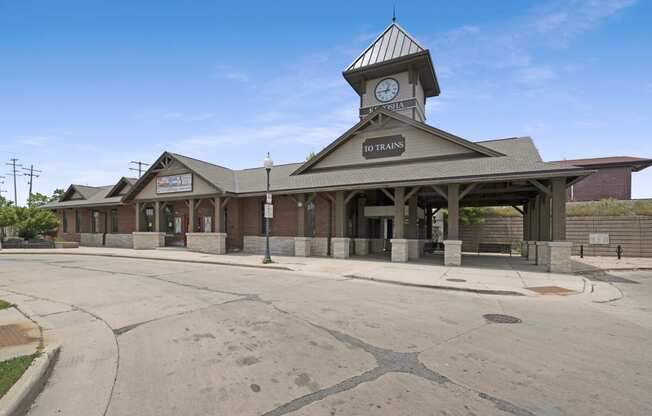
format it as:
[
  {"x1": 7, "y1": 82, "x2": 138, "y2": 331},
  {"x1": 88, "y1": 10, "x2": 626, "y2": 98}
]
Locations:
[{"x1": 0, "y1": 354, "x2": 37, "y2": 398}]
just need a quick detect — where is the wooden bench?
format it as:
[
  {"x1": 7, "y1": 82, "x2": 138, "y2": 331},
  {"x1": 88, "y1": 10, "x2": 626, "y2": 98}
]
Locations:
[{"x1": 477, "y1": 243, "x2": 512, "y2": 256}]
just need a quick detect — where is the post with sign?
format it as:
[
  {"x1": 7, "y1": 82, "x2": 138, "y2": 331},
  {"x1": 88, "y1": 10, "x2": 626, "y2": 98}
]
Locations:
[{"x1": 263, "y1": 153, "x2": 274, "y2": 263}]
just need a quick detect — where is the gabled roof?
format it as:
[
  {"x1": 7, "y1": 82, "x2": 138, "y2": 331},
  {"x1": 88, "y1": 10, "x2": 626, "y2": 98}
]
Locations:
[
  {"x1": 105, "y1": 177, "x2": 137, "y2": 198},
  {"x1": 59, "y1": 184, "x2": 103, "y2": 202},
  {"x1": 291, "y1": 108, "x2": 504, "y2": 175},
  {"x1": 122, "y1": 152, "x2": 233, "y2": 202},
  {"x1": 347, "y1": 23, "x2": 425, "y2": 72}
]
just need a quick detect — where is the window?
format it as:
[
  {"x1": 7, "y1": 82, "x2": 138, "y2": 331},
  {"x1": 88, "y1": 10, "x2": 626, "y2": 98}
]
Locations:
[
  {"x1": 111, "y1": 209, "x2": 118, "y2": 233},
  {"x1": 144, "y1": 207, "x2": 155, "y2": 232},
  {"x1": 203, "y1": 216, "x2": 212, "y2": 233},
  {"x1": 91, "y1": 211, "x2": 100, "y2": 233},
  {"x1": 306, "y1": 200, "x2": 316, "y2": 237},
  {"x1": 62, "y1": 211, "x2": 68, "y2": 233},
  {"x1": 75, "y1": 210, "x2": 80, "y2": 233}
]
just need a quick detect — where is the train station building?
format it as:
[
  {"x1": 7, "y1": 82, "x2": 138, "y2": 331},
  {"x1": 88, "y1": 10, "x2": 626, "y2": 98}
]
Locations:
[{"x1": 43, "y1": 22, "x2": 595, "y2": 271}]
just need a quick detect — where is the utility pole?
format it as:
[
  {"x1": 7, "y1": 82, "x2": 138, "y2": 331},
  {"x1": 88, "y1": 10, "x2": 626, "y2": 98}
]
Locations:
[
  {"x1": 5, "y1": 158, "x2": 22, "y2": 206},
  {"x1": 22, "y1": 164, "x2": 42, "y2": 202},
  {"x1": 129, "y1": 161, "x2": 150, "y2": 178}
]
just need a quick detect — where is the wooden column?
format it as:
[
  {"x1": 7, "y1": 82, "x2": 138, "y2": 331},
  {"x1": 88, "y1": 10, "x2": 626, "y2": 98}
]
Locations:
[
  {"x1": 425, "y1": 203, "x2": 433, "y2": 240},
  {"x1": 154, "y1": 201, "x2": 160, "y2": 232},
  {"x1": 408, "y1": 194, "x2": 418, "y2": 239},
  {"x1": 214, "y1": 196, "x2": 224, "y2": 233},
  {"x1": 135, "y1": 202, "x2": 141, "y2": 232},
  {"x1": 297, "y1": 194, "x2": 307, "y2": 237},
  {"x1": 334, "y1": 191, "x2": 346, "y2": 238},
  {"x1": 531, "y1": 196, "x2": 540, "y2": 241},
  {"x1": 356, "y1": 195, "x2": 367, "y2": 238},
  {"x1": 447, "y1": 184, "x2": 460, "y2": 240},
  {"x1": 393, "y1": 187, "x2": 405, "y2": 239},
  {"x1": 552, "y1": 178, "x2": 567, "y2": 241},
  {"x1": 523, "y1": 203, "x2": 530, "y2": 241},
  {"x1": 188, "y1": 199, "x2": 195, "y2": 233},
  {"x1": 539, "y1": 194, "x2": 551, "y2": 241}
]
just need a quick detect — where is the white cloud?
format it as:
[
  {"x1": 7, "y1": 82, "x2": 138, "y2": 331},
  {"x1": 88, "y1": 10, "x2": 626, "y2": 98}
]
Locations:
[
  {"x1": 132, "y1": 111, "x2": 216, "y2": 122},
  {"x1": 15, "y1": 135, "x2": 52, "y2": 146},
  {"x1": 516, "y1": 67, "x2": 557, "y2": 85},
  {"x1": 215, "y1": 65, "x2": 250, "y2": 82}
]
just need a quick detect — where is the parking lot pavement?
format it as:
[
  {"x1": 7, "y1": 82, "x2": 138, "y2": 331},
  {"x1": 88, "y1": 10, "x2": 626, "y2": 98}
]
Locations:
[{"x1": 0, "y1": 254, "x2": 651, "y2": 416}]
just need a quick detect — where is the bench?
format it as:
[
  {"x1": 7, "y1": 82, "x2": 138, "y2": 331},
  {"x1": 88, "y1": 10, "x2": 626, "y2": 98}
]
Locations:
[{"x1": 477, "y1": 243, "x2": 512, "y2": 256}]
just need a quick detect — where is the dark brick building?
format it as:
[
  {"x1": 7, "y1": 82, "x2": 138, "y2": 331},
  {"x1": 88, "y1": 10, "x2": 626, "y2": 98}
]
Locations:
[{"x1": 553, "y1": 157, "x2": 652, "y2": 201}]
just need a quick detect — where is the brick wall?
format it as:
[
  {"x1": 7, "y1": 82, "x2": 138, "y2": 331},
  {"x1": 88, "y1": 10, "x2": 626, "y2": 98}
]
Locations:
[
  {"x1": 461, "y1": 215, "x2": 652, "y2": 258},
  {"x1": 570, "y1": 167, "x2": 631, "y2": 201}
]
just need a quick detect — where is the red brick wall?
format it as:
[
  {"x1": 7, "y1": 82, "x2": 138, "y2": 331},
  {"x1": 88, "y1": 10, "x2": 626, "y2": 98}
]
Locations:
[
  {"x1": 314, "y1": 195, "x2": 334, "y2": 238},
  {"x1": 226, "y1": 198, "x2": 242, "y2": 249},
  {"x1": 570, "y1": 167, "x2": 632, "y2": 201}
]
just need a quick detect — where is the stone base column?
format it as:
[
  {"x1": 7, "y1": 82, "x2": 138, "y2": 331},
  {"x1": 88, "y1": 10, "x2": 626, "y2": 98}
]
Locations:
[
  {"x1": 527, "y1": 241, "x2": 538, "y2": 264},
  {"x1": 132, "y1": 232, "x2": 165, "y2": 249},
  {"x1": 546, "y1": 241, "x2": 573, "y2": 273},
  {"x1": 444, "y1": 240, "x2": 462, "y2": 266},
  {"x1": 354, "y1": 238, "x2": 369, "y2": 256},
  {"x1": 294, "y1": 237, "x2": 312, "y2": 257},
  {"x1": 536, "y1": 242, "x2": 550, "y2": 268},
  {"x1": 521, "y1": 241, "x2": 528, "y2": 258},
  {"x1": 331, "y1": 237, "x2": 351, "y2": 259},
  {"x1": 187, "y1": 232, "x2": 227, "y2": 254},
  {"x1": 390, "y1": 239, "x2": 408, "y2": 262},
  {"x1": 407, "y1": 239, "x2": 421, "y2": 259}
]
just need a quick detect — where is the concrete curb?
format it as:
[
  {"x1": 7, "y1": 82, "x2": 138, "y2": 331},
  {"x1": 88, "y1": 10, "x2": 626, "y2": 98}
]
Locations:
[
  {"x1": 343, "y1": 274, "x2": 526, "y2": 296},
  {"x1": 0, "y1": 342, "x2": 60, "y2": 416},
  {"x1": 575, "y1": 267, "x2": 652, "y2": 275},
  {"x1": 0, "y1": 251, "x2": 293, "y2": 271}
]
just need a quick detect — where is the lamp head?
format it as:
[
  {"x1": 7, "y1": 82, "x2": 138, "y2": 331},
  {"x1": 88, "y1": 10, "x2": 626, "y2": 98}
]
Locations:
[{"x1": 263, "y1": 152, "x2": 273, "y2": 170}]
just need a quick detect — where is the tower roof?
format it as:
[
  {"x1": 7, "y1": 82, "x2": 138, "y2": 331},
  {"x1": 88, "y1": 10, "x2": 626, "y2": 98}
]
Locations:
[{"x1": 346, "y1": 23, "x2": 425, "y2": 72}]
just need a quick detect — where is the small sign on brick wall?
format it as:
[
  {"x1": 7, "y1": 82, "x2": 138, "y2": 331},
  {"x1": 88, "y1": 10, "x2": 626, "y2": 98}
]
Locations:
[{"x1": 589, "y1": 233, "x2": 610, "y2": 245}]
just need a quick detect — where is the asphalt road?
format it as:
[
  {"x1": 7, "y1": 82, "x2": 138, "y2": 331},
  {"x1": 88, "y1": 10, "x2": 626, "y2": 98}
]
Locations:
[{"x1": 0, "y1": 254, "x2": 650, "y2": 416}]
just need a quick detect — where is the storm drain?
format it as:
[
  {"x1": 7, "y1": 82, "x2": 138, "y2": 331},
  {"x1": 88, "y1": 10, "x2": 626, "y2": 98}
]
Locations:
[
  {"x1": 483, "y1": 314, "x2": 522, "y2": 324},
  {"x1": 526, "y1": 286, "x2": 577, "y2": 295},
  {"x1": 446, "y1": 278, "x2": 467, "y2": 283}
]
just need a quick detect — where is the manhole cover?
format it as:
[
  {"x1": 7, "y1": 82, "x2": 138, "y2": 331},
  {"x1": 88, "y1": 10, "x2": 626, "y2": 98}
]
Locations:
[
  {"x1": 526, "y1": 286, "x2": 577, "y2": 295},
  {"x1": 446, "y1": 278, "x2": 467, "y2": 282},
  {"x1": 483, "y1": 314, "x2": 522, "y2": 324}
]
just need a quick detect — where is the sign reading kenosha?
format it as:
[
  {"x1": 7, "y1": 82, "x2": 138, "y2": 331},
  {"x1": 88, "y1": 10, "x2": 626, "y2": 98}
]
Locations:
[
  {"x1": 359, "y1": 98, "x2": 417, "y2": 116},
  {"x1": 362, "y1": 135, "x2": 406, "y2": 159}
]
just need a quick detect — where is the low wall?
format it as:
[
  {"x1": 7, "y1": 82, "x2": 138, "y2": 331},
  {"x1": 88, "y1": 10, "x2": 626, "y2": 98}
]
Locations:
[
  {"x1": 461, "y1": 215, "x2": 652, "y2": 258},
  {"x1": 105, "y1": 234, "x2": 133, "y2": 248},
  {"x1": 80, "y1": 233, "x2": 104, "y2": 247},
  {"x1": 310, "y1": 237, "x2": 329, "y2": 257},
  {"x1": 187, "y1": 233, "x2": 226, "y2": 255},
  {"x1": 132, "y1": 232, "x2": 165, "y2": 249},
  {"x1": 243, "y1": 236, "x2": 295, "y2": 256}
]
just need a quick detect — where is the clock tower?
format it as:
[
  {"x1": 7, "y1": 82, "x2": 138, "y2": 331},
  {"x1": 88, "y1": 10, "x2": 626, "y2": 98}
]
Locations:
[{"x1": 343, "y1": 22, "x2": 440, "y2": 122}]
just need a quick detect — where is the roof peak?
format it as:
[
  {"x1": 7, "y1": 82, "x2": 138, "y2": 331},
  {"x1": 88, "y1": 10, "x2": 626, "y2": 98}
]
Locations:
[{"x1": 346, "y1": 22, "x2": 426, "y2": 72}]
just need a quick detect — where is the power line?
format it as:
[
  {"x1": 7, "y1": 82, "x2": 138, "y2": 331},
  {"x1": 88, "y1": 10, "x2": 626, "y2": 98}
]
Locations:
[
  {"x1": 5, "y1": 158, "x2": 22, "y2": 206},
  {"x1": 22, "y1": 164, "x2": 43, "y2": 201},
  {"x1": 0, "y1": 176, "x2": 6, "y2": 200},
  {"x1": 129, "y1": 161, "x2": 150, "y2": 178}
]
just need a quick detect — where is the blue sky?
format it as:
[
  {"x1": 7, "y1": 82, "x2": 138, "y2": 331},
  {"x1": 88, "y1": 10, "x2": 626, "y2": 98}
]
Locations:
[{"x1": 1, "y1": 0, "x2": 650, "y2": 205}]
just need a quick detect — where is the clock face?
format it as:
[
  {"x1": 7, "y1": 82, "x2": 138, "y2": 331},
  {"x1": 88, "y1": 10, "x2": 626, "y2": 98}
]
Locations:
[{"x1": 374, "y1": 78, "x2": 399, "y2": 102}]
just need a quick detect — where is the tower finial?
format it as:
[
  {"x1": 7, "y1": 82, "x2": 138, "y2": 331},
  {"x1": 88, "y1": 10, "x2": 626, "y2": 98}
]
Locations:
[{"x1": 392, "y1": 4, "x2": 396, "y2": 22}]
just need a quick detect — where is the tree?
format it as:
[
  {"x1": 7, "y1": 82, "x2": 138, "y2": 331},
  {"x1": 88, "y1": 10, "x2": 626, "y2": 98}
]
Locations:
[
  {"x1": 0, "y1": 197, "x2": 17, "y2": 240},
  {"x1": 27, "y1": 192, "x2": 50, "y2": 208},
  {"x1": 14, "y1": 206, "x2": 59, "y2": 240},
  {"x1": 306, "y1": 151, "x2": 317, "y2": 161},
  {"x1": 50, "y1": 188, "x2": 65, "y2": 202}
]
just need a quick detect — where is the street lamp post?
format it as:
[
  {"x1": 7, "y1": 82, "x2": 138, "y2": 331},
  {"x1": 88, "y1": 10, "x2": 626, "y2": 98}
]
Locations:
[{"x1": 263, "y1": 153, "x2": 273, "y2": 264}]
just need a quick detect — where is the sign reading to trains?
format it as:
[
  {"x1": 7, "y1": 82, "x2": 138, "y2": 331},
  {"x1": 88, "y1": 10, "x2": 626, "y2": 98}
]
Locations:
[{"x1": 362, "y1": 135, "x2": 406, "y2": 159}]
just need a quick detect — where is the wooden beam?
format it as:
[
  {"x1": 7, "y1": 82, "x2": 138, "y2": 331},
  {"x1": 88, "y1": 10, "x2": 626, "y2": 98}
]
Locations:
[
  {"x1": 345, "y1": 190, "x2": 361, "y2": 205},
  {"x1": 511, "y1": 205, "x2": 524, "y2": 215},
  {"x1": 380, "y1": 188, "x2": 394, "y2": 202},
  {"x1": 404, "y1": 186, "x2": 421, "y2": 201},
  {"x1": 432, "y1": 208, "x2": 441, "y2": 216},
  {"x1": 431, "y1": 185, "x2": 448, "y2": 200},
  {"x1": 459, "y1": 183, "x2": 478, "y2": 200},
  {"x1": 529, "y1": 179, "x2": 551, "y2": 196},
  {"x1": 320, "y1": 192, "x2": 335, "y2": 203},
  {"x1": 221, "y1": 197, "x2": 231, "y2": 209}
]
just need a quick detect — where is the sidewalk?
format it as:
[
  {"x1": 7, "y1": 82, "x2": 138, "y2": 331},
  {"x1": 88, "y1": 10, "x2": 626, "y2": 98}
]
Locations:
[
  {"x1": 572, "y1": 256, "x2": 652, "y2": 273},
  {"x1": 1, "y1": 247, "x2": 589, "y2": 297}
]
